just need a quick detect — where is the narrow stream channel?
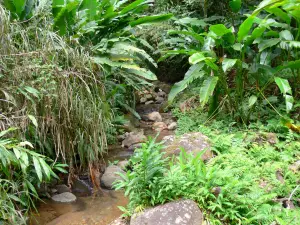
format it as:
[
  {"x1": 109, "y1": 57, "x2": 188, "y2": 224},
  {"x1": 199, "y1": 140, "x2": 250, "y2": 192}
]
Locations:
[{"x1": 30, "y1": 84, "x2": 174, "y2": 225}]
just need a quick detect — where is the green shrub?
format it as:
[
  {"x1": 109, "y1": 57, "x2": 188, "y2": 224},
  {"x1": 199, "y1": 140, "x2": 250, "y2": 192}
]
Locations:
[
  {"x1": 115, "y1": 125, "x2": 300, "y2": 224},
  {"x1": 0, "y1": 128, "x2": 66, "y2": 224}
]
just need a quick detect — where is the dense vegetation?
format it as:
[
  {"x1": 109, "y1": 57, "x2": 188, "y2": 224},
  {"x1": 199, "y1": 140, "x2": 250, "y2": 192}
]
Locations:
[{"x1": 0, "y1": 0, "x2": 299, "y2": 224}]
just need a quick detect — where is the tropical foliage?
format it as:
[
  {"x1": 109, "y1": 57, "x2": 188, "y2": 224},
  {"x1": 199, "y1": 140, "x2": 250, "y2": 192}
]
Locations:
[
  {"x1": 116, "y1": 113, "x2": 300, "y2": 224},
  {"x1": 161, "y1": 0, "x2": 299, "y2": 122}
]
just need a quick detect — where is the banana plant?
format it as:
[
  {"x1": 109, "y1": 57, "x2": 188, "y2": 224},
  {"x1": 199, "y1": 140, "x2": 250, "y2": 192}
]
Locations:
[
  {"x1": 161, "y1": 0, "x2": 299, "y2": 121},
  {"x1": 52, "y1": 0, "x2": 173, "y2": 85}
]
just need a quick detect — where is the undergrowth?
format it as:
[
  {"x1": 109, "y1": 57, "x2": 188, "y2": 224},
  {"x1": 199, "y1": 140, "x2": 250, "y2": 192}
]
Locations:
[{"x1": 116, "y1": 108, "x2": 300, "y2": 224}]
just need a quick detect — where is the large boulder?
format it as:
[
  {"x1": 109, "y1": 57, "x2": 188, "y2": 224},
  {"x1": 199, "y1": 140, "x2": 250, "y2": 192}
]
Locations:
[
  {"x1": 130, "y1": 200, "x2": 203, "y2": 225},
  {"x1": 162, "y1": 132, "x2": 212, "y2": 161},
  {"x1": 101, "y1": 165, "x2": 125, "y2": 189},
  {"x1": 122, "y1": 131, "x2": 146, "y2": 148},
  {"x1": 51, "y1": 192, "x2": 77, "y2": 203}
]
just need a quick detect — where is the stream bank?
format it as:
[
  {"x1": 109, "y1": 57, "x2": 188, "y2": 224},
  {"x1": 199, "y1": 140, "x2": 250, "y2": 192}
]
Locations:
[{"x1": 30, "y1": 82, "x2": 176, "y2": 225}]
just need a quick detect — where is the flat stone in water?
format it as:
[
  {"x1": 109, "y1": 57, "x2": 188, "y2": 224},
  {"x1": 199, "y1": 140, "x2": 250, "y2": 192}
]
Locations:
[{"x1": 51, "y1": 192, "x2": 77, "y2": 203}]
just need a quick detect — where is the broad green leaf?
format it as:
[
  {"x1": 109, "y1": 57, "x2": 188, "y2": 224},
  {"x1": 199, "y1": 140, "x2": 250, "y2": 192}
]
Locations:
[
  {"x1": 205, "y1": 59, "x2": 218, "y2": 71},
  {"x1": 168, "y1": 30, "x2": 204, "y2": 43},
  {"x1": 13, "y1": 148, "x2": 21, "y2": 159},
  {"x1": 33, "y1": 156, "x2": 43, "y2": 182},
  {"x1": 285, "y1": 95, "x2": 294, "y2": 113},
  {"x1": 79, "y1": 0, "x2": 98, "y2": 20},
  {"x1": 189, "y1": 53, "x2": 206, "y2": 64},
  {"x1": 130, "y1": 14, "x2": 173, "y2": 27},
  {"x1": 200, "y1": 76, "x2": 219, "y2": 107},
  {"x1": 229, "y1": 0, "x2": 242, "y2": 13},
  {"x1": 258, "y1": 38, "x2": 280, "y2": 52},
  {"x1": 222, "y1": 58, "x2": 237, "y2": 73},
  {"x1": 0, "y1": 127, "x2": 17, "y2": 137},
  {"x1": 279, "y1": 30, "x2": 294, "y2": 41},
  {"x1": 24, "y1": 86, "x2": 40, "y2": 98},
  {"x1": 277, "y1": 59, "x2": 300, "y2": 71},
  {"x1": 39, "y1": 158, "x2": 51, "y2": 180},
  {"x1": 21, "y1": 151, "x2": 29, "y2": 167},
  {"x1": 168, "y1": 64, "x2": 205, "y2": 103},
  {"x1": 177, "y1": 17, "x2": 207, "y2": 27},
  {"x1": 13, "y1": 0, "x2": 26, "y2": 15},
  {"x1": 19, "y1": 141, "x2": 34, "y2": 148},
  {"x1": 125, "y1": 68, "x2": 157, "y2": 81},
  {"x1": 249, "y1": 95, "x2": 258, "y2": 108},
  {"x1": 209, "y1": 24, "x2": 231, "y2": 37},
  {"x1": 266, "y1": 7, "x2": 291, "y2": 24},
  {"x1": 120, "y1": 0, "x2": 145, "y2": 15},
  {"x1": 28, "y1": 115, "x2": 38, "y2": 127},
  {"x1": 254, "y1": 0, "x2": 282, "y2": 14},
  {"x1": 274, "y1": 77, "x2": 292, "y2": 95},
  {"x1": 260, "y1": 51, "x2": 271, "y2": 65},
  {"x1": 238, "y1": 15, "x2": 256, "y2": 42}
]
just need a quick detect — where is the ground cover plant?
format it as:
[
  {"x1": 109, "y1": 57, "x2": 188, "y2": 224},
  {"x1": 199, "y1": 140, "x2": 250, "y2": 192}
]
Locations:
[{"x1": 115, "y1": 109, "x2": 300, "y2": 224}]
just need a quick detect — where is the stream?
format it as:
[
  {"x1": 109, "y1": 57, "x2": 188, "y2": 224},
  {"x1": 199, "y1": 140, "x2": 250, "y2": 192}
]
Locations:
[{"x1": 30, "y1": 84, "x2": 174, "y2": 225}]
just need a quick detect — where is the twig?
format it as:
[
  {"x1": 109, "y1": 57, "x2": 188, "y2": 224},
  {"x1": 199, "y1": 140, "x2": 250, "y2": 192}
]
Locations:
[
  {"x1": 288, "y1": 185, "x2": 299, "y2": 201},
  {"x1": 0, "y1": 51, "x2": 40, "y2": 57}
]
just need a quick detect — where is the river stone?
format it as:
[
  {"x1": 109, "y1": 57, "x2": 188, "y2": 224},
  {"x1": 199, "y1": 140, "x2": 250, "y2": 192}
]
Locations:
[
  {"x1": 152, "y1": 122, "x2": 168, "y2": 132},
  {"x1": 155, "y1": 96, "x2": 165, "y2": 104},
  {"x1": 168, "y1": 122, "x2": 177, "y2": 130},
  {"x1": 51, "y1": 192, "x2": 77, "y2": 203},
  {"x1": 128, "y1": 143, "x2": 143, "y2": 151},
  {"x1": 140, "y1": 97, "x2": 147, "y2": 104},
  {"x1": 109, "y1": 217, "x2": 129, "y2": 225},
  {"x1": 145, "y1": 111, "x2": 162, "y2": 122},
  {"x1": 122, "y1": 131, "x2": 146, "y2": 148},
  {"x1": 118, "y1": 160, "x2": 129, "y2": 170},
  {"x1": 162, "y1": 132, "x2": 212, "y2": 161},
  {"x1": 130, "y1": 200, "x2": 203, "y2": 225},
  {"x1": 101, "y1": 165, "x2": 125, "y2": 189},
  {"x1": 145, "y1": 100, "x2": 154, "y2": 105},
  {"x1": 56, "y1": 184, "x2": 70, "y2": 193}
]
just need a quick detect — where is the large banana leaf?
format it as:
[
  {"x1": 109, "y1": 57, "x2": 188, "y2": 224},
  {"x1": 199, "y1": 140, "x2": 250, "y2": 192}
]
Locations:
[
  {"x1": 200, "y1": 76, "x2": 219, "y2": 107},
  {"x1": 168, "y1": 64, "x2": 205, "y2": 103}
]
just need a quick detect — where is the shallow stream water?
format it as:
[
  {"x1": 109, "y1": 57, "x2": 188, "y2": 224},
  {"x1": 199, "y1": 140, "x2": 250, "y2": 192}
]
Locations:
[{"x1": 30, "y1": 90, "x2": 174, "y2": 225}]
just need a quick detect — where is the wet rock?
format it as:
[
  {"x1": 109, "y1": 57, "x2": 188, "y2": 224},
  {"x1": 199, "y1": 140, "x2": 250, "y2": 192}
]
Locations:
[
  {"x1": 109, "y1": 217, "x2": 129, "y2": 225},
  {"x1": 51, "y1": 192, "x2": 77, "y2": 203},
  {"x1": 163, "y1": 132, "x2": 212, "y2": 161},
  {"x1": 118, "y1": 160, "x2": 129, "y2": 170},
  {"x1": 145, "y1": 94, "x2": 153, "y2": 100},
  {"x1": 168, "y1": 122, "x2": 177, "y2": 130},
  {"x1": 122, "y1": 131, "x2": 146, "y2": 148},
  {"x1": 140, "y1": 97, "x2": 147, "y2": 104},
  {"x1": 289, "y1": 160, "x2": 300, "y2": 173},
  {"x1": 145, "y1": 100, "x2": 154, "y2": 105},
  {"x1": 51, "y1": 188, "x2": 58, "y2": 194},
  {"x1": 179, "y1": 97, "x2": 197, "y2": 113},
  {"x1": 145, "y1": 112, "x2": 162, "y2": 122},
  {"x1": 128, "y1": 143, "x2": 143, "y2": 151},
  {"x1": 157, "y1": 91, "x2": 166, "y2": 98},
  {"x1": 56, "y1": 184, "x2": 70, "y2": 194},
  {"x1": 130, "y1": 200, "x2": 203, "y2": 225},
  {"x1": 252, "y1": 132, "x2": 278, "y2": 145},
  {"x1": 155, "y1": 96, "x2": 165, "y2": 104},
  {"x1": 276, "y1": 170, "x2": 285, "y2": 184},
  {"x1": 283, "y1": 199, "x2": 296, "y2": 209},
  {"x1": 265, "y1": 133, "x2": 278, "y2": 145},
  {"x1": 72, "y1": 178, "x2": 93, "y2": 196},
  {"x1": 101, "y1": 165, "x2": 125, "y2": 189},
  {"x1": 152, "y1": 122, "x2": 168, "y2": 132}
]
